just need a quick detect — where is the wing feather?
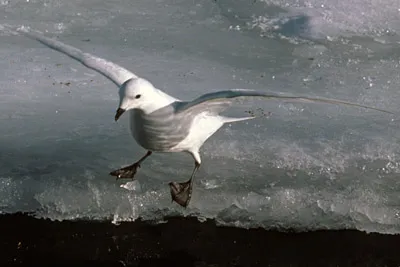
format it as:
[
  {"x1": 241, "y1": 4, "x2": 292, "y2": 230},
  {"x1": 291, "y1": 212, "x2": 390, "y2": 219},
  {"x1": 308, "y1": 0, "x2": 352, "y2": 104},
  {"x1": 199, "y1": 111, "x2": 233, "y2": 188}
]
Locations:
[
  {"x1": 21, "y1": 30, "x2": 137, "y2": 87},
  {"x1": 15, "y1": 31, "x2": 395, "y2": 117},
  {"x1": 177, "y1": 89, "x2": 393, "y2": 115}
]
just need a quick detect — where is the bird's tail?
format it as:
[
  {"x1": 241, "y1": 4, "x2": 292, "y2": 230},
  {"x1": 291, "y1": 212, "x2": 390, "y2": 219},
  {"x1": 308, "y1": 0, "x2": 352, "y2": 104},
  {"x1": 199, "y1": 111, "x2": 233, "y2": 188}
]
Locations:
[{"x1": 221, "y1": 116, "x2": 256, "y2": 124}]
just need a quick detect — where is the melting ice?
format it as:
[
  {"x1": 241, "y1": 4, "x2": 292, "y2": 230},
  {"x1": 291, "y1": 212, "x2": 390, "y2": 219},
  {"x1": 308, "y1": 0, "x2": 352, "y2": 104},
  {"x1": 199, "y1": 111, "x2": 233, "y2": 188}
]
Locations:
[{"x1": 1, "y1": 0, "x2": 400, "y2": 233}]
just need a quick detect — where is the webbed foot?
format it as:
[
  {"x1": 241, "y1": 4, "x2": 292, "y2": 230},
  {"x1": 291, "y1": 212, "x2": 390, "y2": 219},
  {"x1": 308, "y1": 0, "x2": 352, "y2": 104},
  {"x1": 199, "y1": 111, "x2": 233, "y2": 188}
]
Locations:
[
  {"x1": 169, "y1": 179, "x2": 193, "y2": 208},
  {"x1": 110, "y1": 163, "x2": 140, "y2": 180}
]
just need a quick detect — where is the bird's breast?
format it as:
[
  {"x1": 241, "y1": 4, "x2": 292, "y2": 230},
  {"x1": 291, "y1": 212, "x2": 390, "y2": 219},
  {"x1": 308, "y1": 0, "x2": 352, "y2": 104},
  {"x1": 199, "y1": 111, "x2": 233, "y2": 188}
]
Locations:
[{"x1": 129, "y1": 109, "x2": 192, "y2": 152}]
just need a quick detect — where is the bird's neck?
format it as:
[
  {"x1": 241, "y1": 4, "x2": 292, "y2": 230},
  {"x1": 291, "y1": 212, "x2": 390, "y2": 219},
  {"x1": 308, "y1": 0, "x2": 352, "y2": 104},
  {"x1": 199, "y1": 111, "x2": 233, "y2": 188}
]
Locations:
[{"x1": 141, "y1": 88, "x2": 178, "y2": 114}]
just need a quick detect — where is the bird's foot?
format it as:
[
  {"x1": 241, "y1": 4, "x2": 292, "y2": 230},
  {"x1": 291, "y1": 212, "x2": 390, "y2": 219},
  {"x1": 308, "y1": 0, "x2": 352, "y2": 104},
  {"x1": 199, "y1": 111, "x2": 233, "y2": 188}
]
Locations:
[
  {"x1": 169, "y1": 179, "x2": 193, "y2": 208},
  {"x1": 110, "y1": 163, "x2": 140, "y2": 180}
]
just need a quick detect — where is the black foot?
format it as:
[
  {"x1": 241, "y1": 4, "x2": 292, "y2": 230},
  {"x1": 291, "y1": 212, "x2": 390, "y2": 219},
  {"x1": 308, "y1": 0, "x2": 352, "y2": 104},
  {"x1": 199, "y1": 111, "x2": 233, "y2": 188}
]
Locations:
[
  {"x1": 110, "y1": 163, "x2": 140, "y2": 180},
  {"x1": 169, "y1": 179, "x2": 193, "y2": 208}
]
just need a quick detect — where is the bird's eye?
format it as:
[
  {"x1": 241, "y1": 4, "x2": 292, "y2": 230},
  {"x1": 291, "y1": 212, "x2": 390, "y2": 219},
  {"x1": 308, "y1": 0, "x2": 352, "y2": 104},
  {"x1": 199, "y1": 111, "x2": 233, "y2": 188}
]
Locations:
[{"x1": 135, "y1": 94, "x2": 141, "y2": 99}]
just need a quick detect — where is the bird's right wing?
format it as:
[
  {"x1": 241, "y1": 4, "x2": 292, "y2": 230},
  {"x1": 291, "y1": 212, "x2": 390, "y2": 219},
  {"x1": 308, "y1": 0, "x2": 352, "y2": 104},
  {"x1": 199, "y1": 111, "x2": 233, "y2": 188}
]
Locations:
[
  {"x1": 177, "y1": 89, "x2": 394, "y2": 115},
  {"x1": 20, "y1": 29, "x2": 137, "y2": 87}
]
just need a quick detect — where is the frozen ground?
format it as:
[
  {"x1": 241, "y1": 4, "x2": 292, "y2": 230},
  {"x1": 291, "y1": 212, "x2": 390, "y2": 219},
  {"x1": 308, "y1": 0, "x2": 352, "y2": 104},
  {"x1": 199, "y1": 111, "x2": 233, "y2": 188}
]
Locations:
[{"x1": 1, "y1": 0, "x2": 400, "y2": 233}]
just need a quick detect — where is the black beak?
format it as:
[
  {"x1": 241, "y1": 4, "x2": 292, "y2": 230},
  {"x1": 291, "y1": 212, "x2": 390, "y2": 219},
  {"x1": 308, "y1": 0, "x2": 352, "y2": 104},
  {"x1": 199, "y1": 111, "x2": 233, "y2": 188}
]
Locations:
[{"x1": 115, "y1": 108, "x2": 125, "y2": 121}]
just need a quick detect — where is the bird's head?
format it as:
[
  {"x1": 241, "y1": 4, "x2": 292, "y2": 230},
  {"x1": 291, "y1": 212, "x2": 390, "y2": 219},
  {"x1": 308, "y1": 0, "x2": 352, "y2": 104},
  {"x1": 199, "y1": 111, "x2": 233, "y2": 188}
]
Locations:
[{"x1": 115, "y1": 78, "x2": 157, "y2": 121}]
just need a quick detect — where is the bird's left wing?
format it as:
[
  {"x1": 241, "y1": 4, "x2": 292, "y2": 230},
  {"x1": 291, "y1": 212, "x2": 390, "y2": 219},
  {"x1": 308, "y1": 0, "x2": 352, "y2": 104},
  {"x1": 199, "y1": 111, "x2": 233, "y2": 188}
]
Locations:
[
  {"x1": 20, "y1": 29, "x2": 137, "y2": 87},
  {"x1": 176, "y1": 89, "x2": 394, "y2": 115}
]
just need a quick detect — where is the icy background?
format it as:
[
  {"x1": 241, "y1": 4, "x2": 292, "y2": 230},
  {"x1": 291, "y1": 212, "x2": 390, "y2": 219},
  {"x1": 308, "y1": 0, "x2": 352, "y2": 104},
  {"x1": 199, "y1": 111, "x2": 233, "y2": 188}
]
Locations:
[{"x1": 1, "y1": 0, "x2": 400, "y2": 234}]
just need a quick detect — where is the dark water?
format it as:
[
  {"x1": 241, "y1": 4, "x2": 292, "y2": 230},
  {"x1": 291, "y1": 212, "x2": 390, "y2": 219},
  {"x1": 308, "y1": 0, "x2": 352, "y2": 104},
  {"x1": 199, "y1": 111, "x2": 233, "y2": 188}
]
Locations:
[{"x1": 2, "y1": 213, "x2": 400, "y2": 266}]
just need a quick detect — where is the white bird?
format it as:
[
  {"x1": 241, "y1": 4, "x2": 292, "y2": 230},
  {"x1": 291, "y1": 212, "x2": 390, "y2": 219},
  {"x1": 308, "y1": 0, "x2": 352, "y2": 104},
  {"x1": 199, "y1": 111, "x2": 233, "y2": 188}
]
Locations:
[{"x1": 21, "y1": 30, "x2": 393, "y2": 207}]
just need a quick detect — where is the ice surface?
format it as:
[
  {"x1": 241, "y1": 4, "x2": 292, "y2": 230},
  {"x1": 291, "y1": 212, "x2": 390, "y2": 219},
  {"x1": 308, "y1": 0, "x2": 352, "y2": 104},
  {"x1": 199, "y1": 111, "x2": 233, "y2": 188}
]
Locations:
[
  {"x1": 219, "y1": 0, "x2": 400, "y2": 41},
  {"x1": 1, "y1": 0, "x2": 400, "y2": 233}
]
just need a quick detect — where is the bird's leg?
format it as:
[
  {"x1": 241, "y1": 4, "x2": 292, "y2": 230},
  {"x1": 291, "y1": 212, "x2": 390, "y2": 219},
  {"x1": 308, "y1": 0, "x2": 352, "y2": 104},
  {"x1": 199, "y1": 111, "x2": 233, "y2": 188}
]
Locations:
[
  {"x1": 169, "y1": 161, "x2": 200, "y2": 208},
  {"x1": 110, "y1": 151, "x2": 152, "y2": 180}
]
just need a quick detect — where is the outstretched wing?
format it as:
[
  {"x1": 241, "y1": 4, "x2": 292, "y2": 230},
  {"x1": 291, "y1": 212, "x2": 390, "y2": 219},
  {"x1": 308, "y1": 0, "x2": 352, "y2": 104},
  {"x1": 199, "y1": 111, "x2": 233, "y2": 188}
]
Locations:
[
  {"x1": 176, "y1": 89, "x2": 394, "y2": 115},
  {"x1": 20, "y1": 30, "x2": 137, "y2": 87}
]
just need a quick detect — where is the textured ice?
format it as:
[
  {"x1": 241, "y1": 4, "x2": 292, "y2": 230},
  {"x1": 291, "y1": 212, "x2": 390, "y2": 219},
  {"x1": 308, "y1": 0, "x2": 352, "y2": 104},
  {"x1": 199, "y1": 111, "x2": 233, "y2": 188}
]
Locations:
[
  {"x1": 1, "y1": 0, "x2": 400, "y2": 234},
  {"x1": 219, "y1": 0, "x2": 400, "y2": 41}
]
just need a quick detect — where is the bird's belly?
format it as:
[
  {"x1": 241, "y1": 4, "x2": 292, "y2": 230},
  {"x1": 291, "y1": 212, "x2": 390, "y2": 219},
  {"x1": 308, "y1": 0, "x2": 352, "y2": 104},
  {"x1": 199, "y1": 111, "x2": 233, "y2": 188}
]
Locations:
[{"x1": 170, "y1": 114, "x2": 224, "y2": 152}]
